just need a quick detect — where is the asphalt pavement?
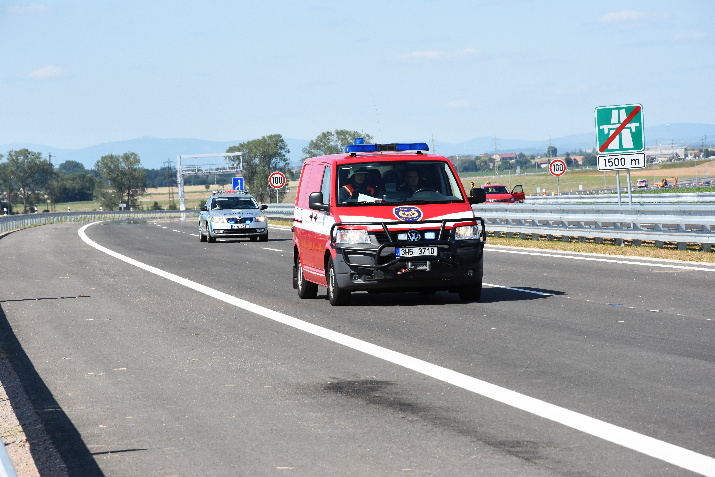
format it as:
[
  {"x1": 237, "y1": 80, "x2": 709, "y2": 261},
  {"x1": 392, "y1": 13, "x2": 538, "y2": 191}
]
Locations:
[{"x1": 1, "y1": 220, "x2": 713, "y2": 476}]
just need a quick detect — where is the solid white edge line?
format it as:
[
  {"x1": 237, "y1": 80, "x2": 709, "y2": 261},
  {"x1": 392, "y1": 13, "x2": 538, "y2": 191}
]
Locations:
[
  {"x1": 486, "y1": 246, "x2": 715, "y2": 271},
  {"x1": 79, "y1": 221, "x2": 715, "y2": 476},
  {"x1": 483, "y1": 283, "x2": 554, "y2": 296}
]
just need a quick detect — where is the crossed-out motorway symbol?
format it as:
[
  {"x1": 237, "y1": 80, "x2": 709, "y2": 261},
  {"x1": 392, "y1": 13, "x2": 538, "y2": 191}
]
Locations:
[{"x1": 595, "y1": 104, "x2": 644, "y2": 154}]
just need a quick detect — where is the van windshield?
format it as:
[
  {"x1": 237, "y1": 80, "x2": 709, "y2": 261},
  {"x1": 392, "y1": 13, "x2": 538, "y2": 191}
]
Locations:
[{"x1": 336, "y1": 160, "x2": 465, "y2": 205}]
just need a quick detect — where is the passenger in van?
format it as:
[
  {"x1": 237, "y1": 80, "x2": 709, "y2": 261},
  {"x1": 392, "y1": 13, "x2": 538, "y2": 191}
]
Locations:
[{"x1": 339, "y1": 168, "x2": 377, "y2": 202}]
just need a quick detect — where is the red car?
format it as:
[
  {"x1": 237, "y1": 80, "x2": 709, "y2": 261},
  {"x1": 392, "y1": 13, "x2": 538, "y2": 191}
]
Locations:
[{"x1": 483, "y1": 184, "x2": 525, "y2": 203}]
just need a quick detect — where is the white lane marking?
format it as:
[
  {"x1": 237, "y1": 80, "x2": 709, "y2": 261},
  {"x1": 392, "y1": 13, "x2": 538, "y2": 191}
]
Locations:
[
  {"x1": 262, "y1": 248, "x2": 283, "y2": 252},
  {"x1": 78, "y1": 222, "x2": 715, "y2": 476},
  {"x1": 484, "y1": 283, "x2": 554, "y2": 296},
  {"x1": 486, "y1": 245, "x2": 715, "y2": 272}
]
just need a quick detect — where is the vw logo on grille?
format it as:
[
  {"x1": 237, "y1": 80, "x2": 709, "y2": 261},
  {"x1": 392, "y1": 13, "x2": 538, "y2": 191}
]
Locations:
[{"x1": 406, "y1": 230, "x2": 421, "y2": 242}]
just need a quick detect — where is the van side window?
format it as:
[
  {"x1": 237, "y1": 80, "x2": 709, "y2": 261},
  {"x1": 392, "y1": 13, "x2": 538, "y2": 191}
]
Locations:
[{"x1": 320, "y1": 166, "x2": 331, "y2": 205}]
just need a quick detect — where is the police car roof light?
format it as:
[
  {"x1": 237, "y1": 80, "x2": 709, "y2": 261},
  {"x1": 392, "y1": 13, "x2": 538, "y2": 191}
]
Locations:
[{"x1": 344, "y1": 141, "x2": 429, "y2": 153}]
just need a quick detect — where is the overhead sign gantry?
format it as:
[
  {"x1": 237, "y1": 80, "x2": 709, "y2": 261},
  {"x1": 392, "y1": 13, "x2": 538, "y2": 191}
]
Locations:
[{"x1": 176, "y1": 153, "x2": 243, "y2": 211}]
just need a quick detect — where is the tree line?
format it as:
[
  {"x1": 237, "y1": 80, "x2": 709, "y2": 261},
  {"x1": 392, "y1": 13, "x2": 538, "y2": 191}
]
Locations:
[{"x1": 2, "y1": 129, "x2": 601, "y2": 213}]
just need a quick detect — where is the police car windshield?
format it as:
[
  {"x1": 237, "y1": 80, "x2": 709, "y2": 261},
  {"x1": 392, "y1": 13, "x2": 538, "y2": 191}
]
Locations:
[
  {"x1": 213, "y1": 197, "x2": 258, "y2": 209},
  {"x1": 337, "y1": 160, "x2": 465, "y2": 205}
]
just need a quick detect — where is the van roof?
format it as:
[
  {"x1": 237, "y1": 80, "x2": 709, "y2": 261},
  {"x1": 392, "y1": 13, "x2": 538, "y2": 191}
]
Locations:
[{"x1": 303, "y1": 150, "x2": 447, "y2": 165}]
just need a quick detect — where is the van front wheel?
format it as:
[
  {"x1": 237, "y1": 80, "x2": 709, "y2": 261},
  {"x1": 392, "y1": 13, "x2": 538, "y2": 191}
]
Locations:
[
  {"x1": 458, "y1": 281, "x2": 482, "y2": 302},
  {"x1": 327, "y1": 259, "x2": 350, "y2": 306}
]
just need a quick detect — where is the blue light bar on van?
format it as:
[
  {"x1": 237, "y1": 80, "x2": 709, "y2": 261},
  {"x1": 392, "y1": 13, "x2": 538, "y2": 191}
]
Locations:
[{"x1": 344, "y1": 141, "x2": 429, "y2": 153}]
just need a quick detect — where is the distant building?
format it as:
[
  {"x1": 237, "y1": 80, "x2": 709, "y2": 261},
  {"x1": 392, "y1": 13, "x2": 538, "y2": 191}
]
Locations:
[
  {"x1": 493, "y1": 153, "x2": 518, "y2": 162},
  {"x1": 646, "y1": 144, "x2": 686, "y2": 162}
]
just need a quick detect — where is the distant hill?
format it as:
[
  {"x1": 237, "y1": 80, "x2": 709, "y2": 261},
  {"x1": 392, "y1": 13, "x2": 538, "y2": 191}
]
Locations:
[
  {"x1": 2, "y1": 123, "x2": 714, "y2": 170},
  {"x1": 433, "y1": 123, "x2": 715, "y2": 158}
]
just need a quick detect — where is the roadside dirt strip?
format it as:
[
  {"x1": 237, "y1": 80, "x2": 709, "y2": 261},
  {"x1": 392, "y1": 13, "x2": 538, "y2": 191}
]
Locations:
[{"x1": 1, "y1": 347, "x2": 66, "y2": 477}]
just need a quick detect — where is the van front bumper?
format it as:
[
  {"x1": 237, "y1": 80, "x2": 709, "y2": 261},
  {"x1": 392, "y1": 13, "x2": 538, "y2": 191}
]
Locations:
[{"x1": 331, "y1": 239, "x2": 484, "y2": 292}]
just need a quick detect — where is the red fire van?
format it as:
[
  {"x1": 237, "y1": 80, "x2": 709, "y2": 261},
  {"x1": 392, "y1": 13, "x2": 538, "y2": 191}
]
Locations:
[{"x1": 292, "y1": 140, "x2": 487, "y2": 306}]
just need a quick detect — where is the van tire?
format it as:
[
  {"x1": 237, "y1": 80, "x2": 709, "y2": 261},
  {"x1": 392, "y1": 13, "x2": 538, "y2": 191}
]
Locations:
[
  {"x1": 297, "y1": 256, "x2": 318, "y2": 299},
  {"x1": 458, "y1": 281, "x2": 482, "y2": 302},
  {"x1": 327, "y1": 259, "x2": 350, "y2": 306}
]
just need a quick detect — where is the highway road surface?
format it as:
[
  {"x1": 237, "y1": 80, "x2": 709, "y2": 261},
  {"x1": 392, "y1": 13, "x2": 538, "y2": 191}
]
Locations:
[{"x1": 1, "y1": 219, "x2": 714, "y2": 476}]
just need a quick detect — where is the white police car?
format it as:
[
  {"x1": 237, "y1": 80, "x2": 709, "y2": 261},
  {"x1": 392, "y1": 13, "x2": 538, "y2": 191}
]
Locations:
[{"x1": 199, "y1": 190, "x2": 268, "y2": 243}]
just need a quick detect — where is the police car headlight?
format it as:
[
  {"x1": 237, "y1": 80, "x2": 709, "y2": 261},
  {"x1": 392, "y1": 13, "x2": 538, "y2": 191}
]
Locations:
[
  {"x1": 211, "y1": 216, "x2": 226, "y2": 223},
  {"x1": 455, "y1": 225, "x2": 481, "y2": 240},
  {"x1": 335, "y1": 229, "x2": 370, "y2": 244},
  {"x1": 256, "y1": 215, "x2": 266, "y2": 222}
]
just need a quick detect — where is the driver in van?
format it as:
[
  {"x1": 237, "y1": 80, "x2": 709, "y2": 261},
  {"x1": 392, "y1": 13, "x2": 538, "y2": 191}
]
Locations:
[{"x1": 399, "y1": 168, "x2": 422, "y2": 195}]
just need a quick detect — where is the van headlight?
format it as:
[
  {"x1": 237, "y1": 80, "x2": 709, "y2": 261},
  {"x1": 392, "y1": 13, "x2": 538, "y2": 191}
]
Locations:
[
  {"x1": 455, "y1": 225, "x2": 481, "y2": 240},
  {"x1": 334, "y1": 229, "x2": 370, "y2": 244}
]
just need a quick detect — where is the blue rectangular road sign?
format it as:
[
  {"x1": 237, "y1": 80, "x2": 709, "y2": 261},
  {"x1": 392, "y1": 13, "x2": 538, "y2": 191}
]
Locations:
[{"x1": 232, "y1": 177, "x2": 244, "y2": 190}]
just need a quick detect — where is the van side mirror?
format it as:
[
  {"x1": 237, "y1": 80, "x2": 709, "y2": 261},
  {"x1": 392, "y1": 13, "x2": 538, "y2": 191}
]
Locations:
[
  {"x1": 309, "y1": 192, "x2": 329, "y2": 211},
  {"x1": 468, "y1": 188, "x2": 486, "y2": 204}
]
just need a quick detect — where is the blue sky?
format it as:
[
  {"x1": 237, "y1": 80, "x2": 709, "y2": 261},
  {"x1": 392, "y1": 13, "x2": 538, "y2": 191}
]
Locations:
[{"x1": 1, "y1": 0, "x2": 713, "y2": 149}]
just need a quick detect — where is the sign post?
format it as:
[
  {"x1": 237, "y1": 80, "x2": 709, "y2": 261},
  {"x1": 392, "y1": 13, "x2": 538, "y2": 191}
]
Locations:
[
  {"x1": 595, "y1": 104, "x2": 645, "y2": 206},
  {"x1": 548, "y1": 158, "x2": 567, "y2": 195}
]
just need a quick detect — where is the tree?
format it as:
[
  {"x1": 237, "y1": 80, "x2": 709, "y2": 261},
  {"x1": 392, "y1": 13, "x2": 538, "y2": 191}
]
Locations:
[
  {"x1": 227, "y1": 134, "x2": 290, "y2": 203},
  {"x1": 57, "y1": 160, "x2": 86, "y2": 175},
  {"x1": 94, "y1": 152, "x2": 146, "y2": 210},
  {"x1": 546, "y1": 145, "x2": 558, "y2": 158},
  {"x1": 564, "y1": 152, "x2": 573, "y2": 167},
  {"x1": 54, "y1": 172, "x2": 96, "y2": 203},
  {"x1": 302, "y1": 130, "x2": 374, "y2": 160},
  {"x1": 0, "y1": 149, "x2": 54, "y2": 213}
]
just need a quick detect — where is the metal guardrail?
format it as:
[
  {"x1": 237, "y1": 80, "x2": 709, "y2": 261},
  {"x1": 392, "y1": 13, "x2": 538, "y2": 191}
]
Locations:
[
  {"x1": 0, "y1": 210, "x2": 200, "y2": 235},
  {"x1": 526, "y1": 192, "x2": 715, "y2": 204},
  {"x1": 264, "y1": 203, "x2": 715, "y2": 250},
  {"x1": 3, "y1": 202, "x2": 714, "y2": 251},
  {"x1": 472, "y1": 203, "x2": 715, "y2": 251}
]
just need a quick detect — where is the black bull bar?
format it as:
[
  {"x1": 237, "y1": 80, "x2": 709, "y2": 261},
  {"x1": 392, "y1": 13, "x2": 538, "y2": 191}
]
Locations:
[{"x1": 329, "y1": 216, "x2": 486, "y2": 270}]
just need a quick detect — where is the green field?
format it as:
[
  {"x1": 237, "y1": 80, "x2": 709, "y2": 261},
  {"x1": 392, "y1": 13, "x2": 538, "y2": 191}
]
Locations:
[
  {"x1": 457, "y1": 159, "x2": 715, "y2": 196},
  {"x1": 13, "y1": 159, "x2": 715, "y2": 213}
]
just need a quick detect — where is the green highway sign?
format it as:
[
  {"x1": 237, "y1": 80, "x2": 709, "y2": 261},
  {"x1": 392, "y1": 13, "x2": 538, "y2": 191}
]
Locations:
[{"x1": 595, "y1": 104, "x2": 644, "y2": 154}]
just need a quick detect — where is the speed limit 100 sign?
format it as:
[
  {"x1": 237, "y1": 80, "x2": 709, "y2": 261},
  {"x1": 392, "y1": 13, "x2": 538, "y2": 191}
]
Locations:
[
  {"x1": 268, "y1": 171, "x2": 287, "y2": 189},
  {"x1": 549, "y1": 159, "x2": 567, "y2": 177}
]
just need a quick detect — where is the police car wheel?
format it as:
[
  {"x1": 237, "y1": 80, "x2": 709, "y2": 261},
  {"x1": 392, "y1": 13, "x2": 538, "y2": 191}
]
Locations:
[
  {"x1": 199, "y1": 225, "x2": 207, "y2": 242},
  {"x1": 207, "y1": 231, "x2": 216, "y2": 243},
  {"x1": 327, "y1": 259, "x2": 350, "y2": 306},
  {"x1": 296, "y1": 256, "x2": 318, "y2": 299},
  {"x1": 258, "y1": 233, "x2": 268, "y2": 242},
  {"x1": 458, "y1": 281, "x2": 482, "y2": 302}
]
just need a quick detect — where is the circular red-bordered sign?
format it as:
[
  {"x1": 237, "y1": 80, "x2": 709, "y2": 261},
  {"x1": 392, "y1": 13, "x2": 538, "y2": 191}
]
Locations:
[
  {"x1": 268, "y1": 171, "x2": 287, "y2": 189},
  {"x1": 548, "y1": 159, "x2": 567, "y2": 177}
]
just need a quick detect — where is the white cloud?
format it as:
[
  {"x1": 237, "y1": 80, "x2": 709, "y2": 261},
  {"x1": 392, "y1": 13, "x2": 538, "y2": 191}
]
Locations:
[
  {"x1": 6, "y1": 4, "x2": 49, "y2": 14},
  {"x1": 28, "y1": 65, "x2": 66, "y2": 79},
  {"x1": 597, "y1": 10, "x2": 647, "y2": 23},
  {"x1": 398, "y1": 48, "x2": 480, "y2": 62},
  {"x1": 445, "y1": 99, "x2": 470, "y2": 110},
  {"x1": 674, "y1": 32, "x2": 708, "y2": 41}
]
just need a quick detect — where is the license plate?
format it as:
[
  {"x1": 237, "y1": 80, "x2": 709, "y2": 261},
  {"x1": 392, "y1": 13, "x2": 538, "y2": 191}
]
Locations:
[
  {"x1": 396, "y1": 247, "x2": 437, "y2": 257},
  {"x1": 232, "y1": 224, "x2": 248, "y2": 229}
]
